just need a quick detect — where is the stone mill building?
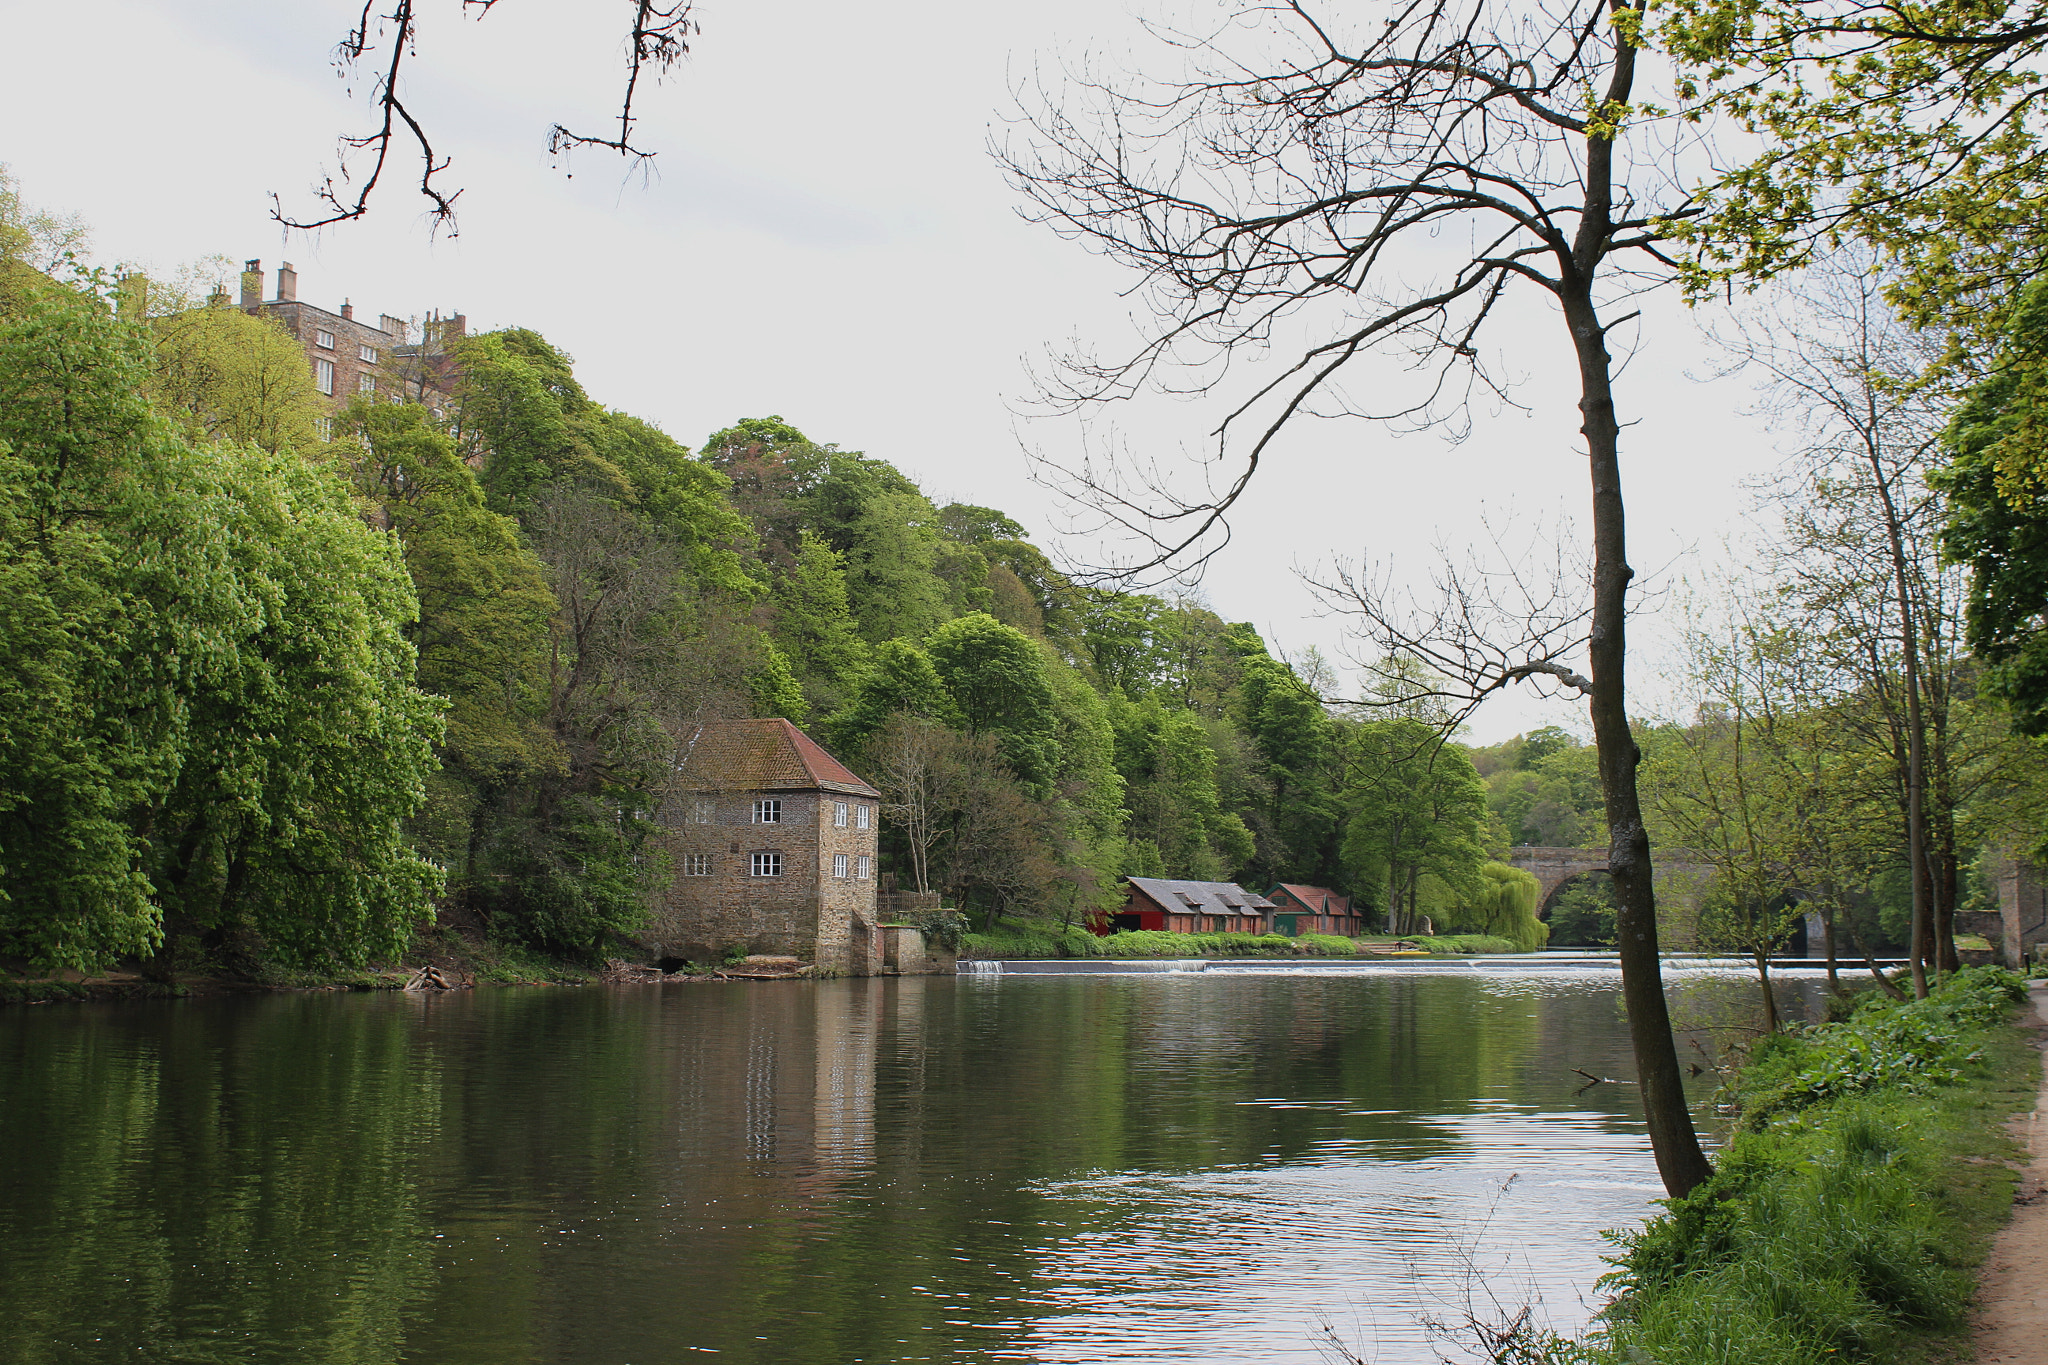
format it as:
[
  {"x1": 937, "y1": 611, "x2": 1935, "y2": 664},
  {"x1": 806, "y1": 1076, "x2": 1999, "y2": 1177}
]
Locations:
[{"x1": 649, "y1": 719, "x2": 886, "y2": 975}]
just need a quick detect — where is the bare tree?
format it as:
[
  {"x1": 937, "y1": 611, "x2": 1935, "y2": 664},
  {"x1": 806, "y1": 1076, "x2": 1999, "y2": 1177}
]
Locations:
[
  {"x1": 870, "y1": 715, "x2": 949, "y2": 895},
  {"x1": 277, "y1": 1, "x2": 696, "y2": 232},
  {"x1": 1004, "y1": 0, "x2": 1714, "y2": 1195}
]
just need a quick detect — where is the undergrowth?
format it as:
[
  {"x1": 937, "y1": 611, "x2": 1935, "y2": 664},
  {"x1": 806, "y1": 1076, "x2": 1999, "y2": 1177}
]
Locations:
[{"x1": 1579, "y1": 966, "x2": 2036, "y2": 1364}]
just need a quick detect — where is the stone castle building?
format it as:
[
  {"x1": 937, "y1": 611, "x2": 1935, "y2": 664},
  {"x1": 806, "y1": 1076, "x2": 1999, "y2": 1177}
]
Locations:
[
  {"x1": 236, "y1": 259, "x2": 465, "y2": 421},
  {"x1": 648, "y1": 719, "x2": 886, "y2": 975}
]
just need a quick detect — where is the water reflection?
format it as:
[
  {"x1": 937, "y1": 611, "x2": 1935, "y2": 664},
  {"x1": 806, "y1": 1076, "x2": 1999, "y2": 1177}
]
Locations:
[{"x1": 0, "y1": 971, "x2": 1812, "y2": 1365}]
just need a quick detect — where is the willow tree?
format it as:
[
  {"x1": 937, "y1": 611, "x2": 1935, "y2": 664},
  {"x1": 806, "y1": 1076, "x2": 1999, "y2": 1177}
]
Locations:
[{"x1": 1004, "y1": 0, "x2": 1715, "y2": 1195}]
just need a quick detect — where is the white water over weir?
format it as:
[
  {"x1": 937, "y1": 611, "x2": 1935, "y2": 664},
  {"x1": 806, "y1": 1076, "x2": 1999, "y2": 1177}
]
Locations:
[{"x1": 958, "y1": 952, "x2": 1868, "y2": 976}]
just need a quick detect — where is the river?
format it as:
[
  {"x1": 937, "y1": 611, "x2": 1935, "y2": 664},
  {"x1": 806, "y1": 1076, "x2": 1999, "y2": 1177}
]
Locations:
[{"x1": 0, "y1": 962, "x2": 1818, "y2": 1364}]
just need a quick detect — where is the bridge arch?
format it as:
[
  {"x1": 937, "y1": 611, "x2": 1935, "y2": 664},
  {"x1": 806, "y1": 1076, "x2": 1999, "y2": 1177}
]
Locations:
[{"x1": 1503, "y1": 845, "x2": 1716, "y2": 945}]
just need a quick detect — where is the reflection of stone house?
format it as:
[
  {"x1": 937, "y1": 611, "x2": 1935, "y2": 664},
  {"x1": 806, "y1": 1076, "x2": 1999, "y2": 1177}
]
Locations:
[
  {"x1": 648, "y1": 719, "x2": 884, "y2": 975},
  {"x1": 1264, "y1": 884, "x2": 1366, "y2": 936},
  {"x1": 1107, "y1": 877, "x2": 1278, "y2": 934}
]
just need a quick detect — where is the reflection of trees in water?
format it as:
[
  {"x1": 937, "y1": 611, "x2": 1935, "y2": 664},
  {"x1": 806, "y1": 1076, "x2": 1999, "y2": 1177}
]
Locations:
[
  {"x1": 0, "y1": 994, "x2": 442, "y2": 1363},
  {"x1": 1, "y1": 975, "x2": 1676, "y2": 1365}
]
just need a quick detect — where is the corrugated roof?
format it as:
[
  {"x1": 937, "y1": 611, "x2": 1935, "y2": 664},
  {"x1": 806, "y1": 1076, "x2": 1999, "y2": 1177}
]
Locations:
[
  {"x1": 675, "y1": 718, "x2": 881, "y2": 797},
  {"x1": 1126, "y1": 877, "x2": 1277, "y2": 916},
  {"x1": 1269, "y1": 883, "x2": 1352, "y2": 914}
]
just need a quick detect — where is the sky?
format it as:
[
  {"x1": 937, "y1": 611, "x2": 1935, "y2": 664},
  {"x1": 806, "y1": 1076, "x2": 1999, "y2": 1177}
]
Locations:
[{"x1": 0, "y1": 0, "x2": 1791, "y2": 743}]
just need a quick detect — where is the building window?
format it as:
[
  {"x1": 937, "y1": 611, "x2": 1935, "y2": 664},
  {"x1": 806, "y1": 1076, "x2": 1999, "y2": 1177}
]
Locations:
[
  {"x1": 856, "y1": 855, "x2": 871, "y2": 880},
  {"x1": 833, "y1": 853, "x2": 849, "y2": 879},
  {"x1": 834, "y1": 801, "x2": 848, "y2": 828},
  {"x1": 359, "y1": 343, "x2": 379, "y2": 363},
  {"x1": 690, "y1": 797, "x2": 715, "y2": 825},
  {"x1": 683, "y1": 854, "x2": 711, "y2": 876},
  {"x1": 856, "y1": 804, "x2": 871, "y2": 831},
  {"x1": 315, "y1": 415, "x2": 333, "y2": 443},
  {"x1": 315, "y1": 329, "x2": 336, "y2": 350},
  {"x1": 314, "y1": 358, "x2": 335, "y2": 395},
  {"x1": 751, "y1": 852, "x2": 782, "y2": 877},
  {"x1": 752, "y1": 798, "x2": 781, "y2": 824},
  {"x1": 358, "y1": 373, "x2": 376, "y2": 394}
]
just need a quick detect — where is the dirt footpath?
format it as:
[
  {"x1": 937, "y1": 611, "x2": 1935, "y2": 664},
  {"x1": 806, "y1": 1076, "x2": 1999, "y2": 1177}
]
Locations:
[{"x1": 1973, "y1": 981, "x2": 2048, "y2": 1363}]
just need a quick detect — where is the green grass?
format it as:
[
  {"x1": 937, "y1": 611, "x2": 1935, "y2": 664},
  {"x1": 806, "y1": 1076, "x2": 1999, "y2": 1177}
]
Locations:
[
  {"x1": 1573, "y1": 966, "x2": 2038, "y2": 1365},
  {"x1": 1408, "y1": 933, "x2": 1523, "y2": 955}
]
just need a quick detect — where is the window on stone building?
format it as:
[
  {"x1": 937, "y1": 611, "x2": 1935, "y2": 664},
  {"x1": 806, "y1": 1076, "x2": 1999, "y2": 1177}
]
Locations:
[
  {"x1": 690, "y1": 797, "x2": 715, "y2": 824},
  {"x1": 752, "y1": 798, "x2": 781, "y2": 824},
  {"x1": 856, "y1": 855, "x2": 871, "y2": 880},
  {"x1": 359, "y1": 343, "x2": 379, "y2": 363},
  {"x1": 315, "y1": 416, "x2": 333, "y2": 442},
  {"x1": 751, "y1": 852, "x2": 782, "y2": 877},
  {"x1": 833, "y1": 853, "x2": 849, "y2": 879},
  {"x1": 683, "y1": 854, "x2": 711, "y2": 876},
  {"x1": 834, "y1": 802, "x2": 848, "y2": 827},
  {"x1": 358, "y1": 373, "x2": 376, "y2": 394},
  {"x1": 856, "y1": 804, "x2": 871, "y2": 831},
  {"x1": 315, "y1": 330, "x2": 336, "y2": 350},
  {"x1": 314, "y1": 358, "x2": 335, "y2": 395}
]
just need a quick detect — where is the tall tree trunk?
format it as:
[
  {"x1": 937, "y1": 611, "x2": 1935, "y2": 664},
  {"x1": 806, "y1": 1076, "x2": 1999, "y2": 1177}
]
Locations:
[
  {"x1": 1822, "y1": 899, "x2": 1843, "y2": 996},
  {"x1": 1866, "y1": 442, "x2": 1932, "y2": 997},
  {"x1": 1567, "y1": 279, "x2": 1715, "y2": 1198},
  {"x1": 1753, "y1": 945, "x2": 1780, "y2": 1033}
]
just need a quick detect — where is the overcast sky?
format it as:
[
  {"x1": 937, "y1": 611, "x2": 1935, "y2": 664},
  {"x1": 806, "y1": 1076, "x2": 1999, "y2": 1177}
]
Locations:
[{"x1": 0, "y1": 0, "x2": 1790, "y2": 743}]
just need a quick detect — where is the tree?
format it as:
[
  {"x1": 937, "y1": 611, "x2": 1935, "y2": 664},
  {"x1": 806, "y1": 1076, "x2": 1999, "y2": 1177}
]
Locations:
[
  {"x1": 926, "y1": 613, "x2": 1062, "y2": 797},
  {"x1": 773, "y1": 530, "x2": 868, "y2": 710},
  {"x1": 1663, "y1": 0, "x2": 2048, "y2": 339},
  {"x1": 0, "y1": 286, "x2": 442, "y2": 970},
  {"x1": 147, "y1": 300, "x2": 328, "y2": 454},
  {"x1": 1444, "y1": 863, "x2": 1549, "y2": 951},
  {"x1": 823, "y1": 639, "x2": 960, "y2": 758},
  {"x1": 1006, "y1": 0, "x2": 1715, "y2": 1193},
  {"x1": 1342, "y1": 719, "x2": 1490, "y2": 936}
]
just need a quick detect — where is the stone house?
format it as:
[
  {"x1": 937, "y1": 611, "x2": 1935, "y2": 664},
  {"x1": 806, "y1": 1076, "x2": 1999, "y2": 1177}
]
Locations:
[{"x1": 648, "y1": 718, "x2": 885, "y2": 975}]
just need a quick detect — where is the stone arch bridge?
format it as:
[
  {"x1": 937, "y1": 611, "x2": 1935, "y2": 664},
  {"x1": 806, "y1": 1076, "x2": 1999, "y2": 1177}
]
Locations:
[{"x1": 1504, "y1": 845, "x2": 1715, "y2": 922}]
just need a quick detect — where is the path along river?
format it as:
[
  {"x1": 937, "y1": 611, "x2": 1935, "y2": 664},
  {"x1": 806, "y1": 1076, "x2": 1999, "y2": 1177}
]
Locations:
[{"x1": 1, "y1": 957, "x2": 1826, "y2": 1365}]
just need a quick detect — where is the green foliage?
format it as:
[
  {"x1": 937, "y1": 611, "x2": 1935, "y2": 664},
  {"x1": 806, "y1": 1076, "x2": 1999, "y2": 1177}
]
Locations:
[
  {"x1": 773, "y1": 529, "x2": 867, "y2": 709},
  {"x1": 1341, "y1": 719, "x2": 1490, "y2": 933},
  {"x1": 1440, "y1": 862, "x2": 1549, "y2": 950},
  {"x1": 1593, "y1": 967, "x2": 2029, "y2": 1364},
  {"x1": 148, "y1": 300, "x2": 327, "y2": 454},
  {"x1": 824, "y1": 638, "x2": 958, "y2": 756},
  {"x1": 1548, "y1": 873, "x2": 1619, "y2": 947},
  {"x1": 749, "y1": 641, "x2": 808, "y2": 723},
  {"x1": 1409, "y1": 934, "x2": 1524, "y2": 955},
  {"x1": 0, "y1": 286, "x2": 443, "y2": 971},
  {"x1": 928, "y1": 612, "x2": 1062, "y2": 796}
]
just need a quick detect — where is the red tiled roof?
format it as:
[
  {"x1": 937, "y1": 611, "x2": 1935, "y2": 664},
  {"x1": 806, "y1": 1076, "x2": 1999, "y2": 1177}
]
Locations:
[
  {"x1": 675, "y1": 718, "x2": 880, "y2": 797},
  {"x1": 1269, "y1": 883, "x2": 1352, "y2": 914}
]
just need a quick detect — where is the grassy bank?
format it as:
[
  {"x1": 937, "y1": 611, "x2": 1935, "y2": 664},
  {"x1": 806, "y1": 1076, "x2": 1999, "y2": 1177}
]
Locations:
[
  {"x1": 1560, "y1": 966, "x2": 2037, "y2": 1364},
  {"x1": 1, "y1": 928, "x2": 600, "y2": 1005},
  {"x1": 958, "y1": 925, "x2": 1528, "y2": 959}
]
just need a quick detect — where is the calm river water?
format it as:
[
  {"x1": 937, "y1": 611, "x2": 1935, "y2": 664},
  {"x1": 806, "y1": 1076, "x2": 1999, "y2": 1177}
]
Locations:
[{"x1": 1, "y1": 965, "x2": 1816, "y2": 1365}]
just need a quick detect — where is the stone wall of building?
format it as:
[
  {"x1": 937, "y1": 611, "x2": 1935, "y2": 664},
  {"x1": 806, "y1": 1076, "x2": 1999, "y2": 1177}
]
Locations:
[{"x1": 646, "y1": 787, "x2": 880, "y2": 972}]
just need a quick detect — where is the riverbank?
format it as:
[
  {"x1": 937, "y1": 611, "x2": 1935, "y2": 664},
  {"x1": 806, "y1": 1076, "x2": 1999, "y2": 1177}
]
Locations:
[
  {"x1": 0, "y1": 928, "x2": 602, "y2": 1005},
  {"x1": 1573, "y1": 966, "x2": 2038, "y2": 1365}
]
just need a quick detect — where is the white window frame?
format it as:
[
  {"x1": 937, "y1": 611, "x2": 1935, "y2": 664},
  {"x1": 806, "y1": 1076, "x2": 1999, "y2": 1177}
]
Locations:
[
  {"x1": 856, "y1": 804, "x2": 871, "y2": 831},
  {"x1": 833, "y1": 853, "x2": 849, "y2": 879},
  {"x1": 752, "y1": 798, "x2": 781, "y2": 824},
  {"x1": 834, "y1": 801, "x2": 848, "y2": 828},
  {"x1": 690, "y1": 797, "x2": 715, "y2": 825},
  {"x1": 751, "y1": 852, "x2": 783, "y2": 878},
  {"x1": 683, "y1": 853, "x2": 711, "y2": 876},
  {"x1": 315, "y1": 329, "x2": 336, "y2": 350},
  {"x1": 358, "y1": 343, "x2": 379, "y2": 363},
  {"x1": 358, "y1": 373, "x2": 376, "y2": 394},
  {"x1": 856, "y1": 855, "x2": 871, "y2": 881},
  {"x1": 314, "y1": 358, "x2": 335, "y2": 395}
]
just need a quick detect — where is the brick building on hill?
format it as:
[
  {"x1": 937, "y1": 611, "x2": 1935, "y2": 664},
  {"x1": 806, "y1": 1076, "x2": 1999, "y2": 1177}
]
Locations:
[
  {"x1": 647, "y1": 719, "x2": 885, "y2": 975},
  {"x1": 236, "y1": 259, "x2": 465, "y2": 424}
]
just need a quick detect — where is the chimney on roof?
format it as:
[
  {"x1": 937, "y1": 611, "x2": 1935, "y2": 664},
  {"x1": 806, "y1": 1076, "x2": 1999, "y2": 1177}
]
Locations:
[
  {"x1": 240, "y1": 260, "x2": 262, "y2": 308},
  {"x1": 378, "y1": 314, "x2": 407, "y2": 341},
  {"x1": 340, "y1": 300, "x2": 353, "y2": 320},
  {"x1": 275, "y1": 262, "x2": 297, "y2": 303}
]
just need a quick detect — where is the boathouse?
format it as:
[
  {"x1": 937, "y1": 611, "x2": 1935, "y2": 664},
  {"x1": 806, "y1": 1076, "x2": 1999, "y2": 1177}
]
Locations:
[
  {"x1": 1107, "y1": 877, "x2": 1279, "y2": 934},
  {"x1": 1265, "y1": 883, "x2": 1367, "y2": 937},
  {"x1": 647, "y1": 718, "x2": 885, "y2": 975}
]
